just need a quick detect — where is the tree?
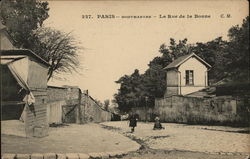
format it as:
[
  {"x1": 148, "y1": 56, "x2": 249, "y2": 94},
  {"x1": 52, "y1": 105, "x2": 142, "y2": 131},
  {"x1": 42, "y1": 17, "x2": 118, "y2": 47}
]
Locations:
[
  {"x1": 0, "y1": 0, "x2": 49, "y2": 48},
  {"x1": 115, "y1": 16, "x2": 249, "y2": 112},
  {"x1": 1, "y1": 1, "x2": 82, "y2": 80},
  {"x1": 115, "y1": 69, "x2": 145, "y2": 112},
  {"x1": 31, "y1": 27, "x2": 82, "y2": 80},
  {"x1": 115, "y1": 39, "x2": 193, "y2": 112},
  {"x1": 225, "y1": 16, "x2": 249, "y2": 81},
  {"x1": 168, "y1": 38, "x2": 193, "y2": 59},
  {"x1": 104, "y1": 99, "x2": 110, "y2": 111},
  {"x1": 193, "y1": 16, "x2": 249, "y2": 83},
  {"x1": 193, "y1": 37, "x2": 228, "y2": 83}
]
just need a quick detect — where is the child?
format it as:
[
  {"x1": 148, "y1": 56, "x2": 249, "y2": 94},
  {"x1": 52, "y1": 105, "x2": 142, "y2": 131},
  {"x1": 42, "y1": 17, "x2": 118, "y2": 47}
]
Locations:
[{"x1": 153, "y1": 116, "x2": 165, "y2": 130}]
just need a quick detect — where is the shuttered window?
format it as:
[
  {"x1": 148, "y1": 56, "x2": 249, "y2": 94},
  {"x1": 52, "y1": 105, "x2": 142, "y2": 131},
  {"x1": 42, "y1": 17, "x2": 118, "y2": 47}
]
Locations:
[{"x1": 185, "y1": 70, "x2": 194, "y2": 85}]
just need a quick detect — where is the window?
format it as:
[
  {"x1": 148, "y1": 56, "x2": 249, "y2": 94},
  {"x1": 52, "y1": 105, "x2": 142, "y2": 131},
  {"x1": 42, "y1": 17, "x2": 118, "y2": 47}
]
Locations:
[{"x1": 185, "y1": 70, "x2": 194, "y2": 85}]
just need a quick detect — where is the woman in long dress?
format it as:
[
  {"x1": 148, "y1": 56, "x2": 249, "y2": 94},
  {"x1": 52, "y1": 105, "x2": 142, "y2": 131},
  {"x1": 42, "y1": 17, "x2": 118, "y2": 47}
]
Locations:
[{"x1": 128, "y1": 113, "x2": 137, "y2": 133}]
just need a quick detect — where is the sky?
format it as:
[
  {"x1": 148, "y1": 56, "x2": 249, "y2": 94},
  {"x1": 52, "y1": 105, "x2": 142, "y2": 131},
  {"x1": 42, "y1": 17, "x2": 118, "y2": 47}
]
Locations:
[{"x1": 45, "y1": 0, "x2": 248, "y2": 102}]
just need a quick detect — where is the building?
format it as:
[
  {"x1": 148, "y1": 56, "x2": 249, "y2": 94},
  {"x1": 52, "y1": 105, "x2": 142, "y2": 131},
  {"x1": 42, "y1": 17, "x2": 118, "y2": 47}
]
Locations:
[
  {"x1": 1, "y1": 27, "x2": 50, "y2": 137},
  {"x1": 47, "y1": 85, "x2": 81, "y2": 124},
  {"x1": 163, "y1": 53, "x2": 211, "y2": 96},
  {"x1": 46, "y1": 86, "x2": 112, "y2": 124}
]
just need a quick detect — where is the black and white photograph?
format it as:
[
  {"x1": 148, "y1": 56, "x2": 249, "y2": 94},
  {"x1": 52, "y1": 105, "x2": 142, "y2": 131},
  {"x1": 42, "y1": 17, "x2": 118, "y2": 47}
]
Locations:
[{"x1": 0, "y1": 0, "x2": 249, "y2": 159}]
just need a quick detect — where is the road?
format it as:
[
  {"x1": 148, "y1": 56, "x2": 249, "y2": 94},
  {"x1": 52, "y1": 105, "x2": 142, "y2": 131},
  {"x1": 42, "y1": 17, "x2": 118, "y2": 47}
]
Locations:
[
  {"x1": 1, "y1": 121, "x2": 249, "y2": 159},
  {"x1": 1, "y1": 123, "x2": 139, "y2": 154},
  {"x1": 101, "y1": 121, "x2": 250, "y2": 159}
]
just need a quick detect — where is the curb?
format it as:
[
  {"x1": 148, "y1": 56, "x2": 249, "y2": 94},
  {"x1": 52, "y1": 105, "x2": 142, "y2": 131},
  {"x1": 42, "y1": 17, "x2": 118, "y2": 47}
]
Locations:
[{"x1": 1, "y1": 151, "x2": 129, "y2": 159}]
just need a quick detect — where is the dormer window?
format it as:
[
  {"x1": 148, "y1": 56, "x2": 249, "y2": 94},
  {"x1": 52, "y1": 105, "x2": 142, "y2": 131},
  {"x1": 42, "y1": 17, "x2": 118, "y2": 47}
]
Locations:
[{"x1": 185, "y1": 70, "x2": 194, "y2": 85}]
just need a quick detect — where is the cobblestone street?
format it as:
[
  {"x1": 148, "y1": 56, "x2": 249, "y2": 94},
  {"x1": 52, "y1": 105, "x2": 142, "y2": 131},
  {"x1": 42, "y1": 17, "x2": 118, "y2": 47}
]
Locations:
[{"x1": 101, "y1": 121, "x2": 250, "y2": 159}]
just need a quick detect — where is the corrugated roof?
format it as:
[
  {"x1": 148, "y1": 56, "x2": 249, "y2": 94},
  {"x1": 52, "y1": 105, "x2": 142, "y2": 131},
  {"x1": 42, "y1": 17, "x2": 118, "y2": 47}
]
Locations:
[
  {"x1": 0, "y1": 55, "x2": 26, "y2": 65},
  {"x1": 163, "y1": 53, "x2": 211, "y2": 70},
  {"x1": 1, "y1": 49, "x2": 50, "y2": 67}
]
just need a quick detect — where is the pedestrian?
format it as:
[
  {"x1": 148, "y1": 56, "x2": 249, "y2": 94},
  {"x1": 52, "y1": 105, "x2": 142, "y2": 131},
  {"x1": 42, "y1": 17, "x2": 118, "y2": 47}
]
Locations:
[
  {"x1": 128, "y1": 112, "x2": 138, "y2": 133},
  {"x1": 153, "y1": 116, "x2": 164, "y2": 130}
]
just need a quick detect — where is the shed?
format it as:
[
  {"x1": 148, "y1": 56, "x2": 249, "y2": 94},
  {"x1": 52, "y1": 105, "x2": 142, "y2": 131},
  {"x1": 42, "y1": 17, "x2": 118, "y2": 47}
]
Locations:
[{"x1": 1, "y1": 29, "x2": 50, "y2": 137}]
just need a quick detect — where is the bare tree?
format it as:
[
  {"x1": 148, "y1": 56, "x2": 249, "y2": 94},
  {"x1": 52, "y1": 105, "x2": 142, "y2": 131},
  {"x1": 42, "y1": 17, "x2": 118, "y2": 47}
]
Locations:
[{"x1": 31, "y1": 27, "x2": 82, "y2": 80}]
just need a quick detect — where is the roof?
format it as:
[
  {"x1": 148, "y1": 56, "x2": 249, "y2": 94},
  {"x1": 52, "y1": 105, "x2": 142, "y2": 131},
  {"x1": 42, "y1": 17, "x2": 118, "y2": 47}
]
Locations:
[
  {"x1": 0, "y1": 55, "x2": 26, "y2": 65},
  {"x1": 0, "y1": 49, "x2": 50, "y2": 67},
  {"x1": 163, "y1": 53, "x2": 211, "y2": 70},
  {"x1": 0, "y1": 26, "x2": 50, "y2": 67},
  {"x1": 48, "y1": 85, "x2": 81, "y2": 90}
]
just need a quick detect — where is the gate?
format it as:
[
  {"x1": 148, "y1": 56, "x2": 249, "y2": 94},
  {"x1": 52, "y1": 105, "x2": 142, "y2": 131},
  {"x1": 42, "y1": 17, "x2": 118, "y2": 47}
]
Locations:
[
  {"x1": 62, "y1": 105, "x2": 77, "y2": 123},
  {"x1": 47, "y1": 101, "x2": 64, "y2": 124}
]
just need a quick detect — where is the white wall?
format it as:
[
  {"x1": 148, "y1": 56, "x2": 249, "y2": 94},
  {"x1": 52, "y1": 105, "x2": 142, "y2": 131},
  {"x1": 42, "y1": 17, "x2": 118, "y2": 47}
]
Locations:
[
  {"x1": 178, "y1": 57, "x2": 208, "y2": 95},
  {"x1": 47, "y1": 101, "x2": 65, "y2": 124}
]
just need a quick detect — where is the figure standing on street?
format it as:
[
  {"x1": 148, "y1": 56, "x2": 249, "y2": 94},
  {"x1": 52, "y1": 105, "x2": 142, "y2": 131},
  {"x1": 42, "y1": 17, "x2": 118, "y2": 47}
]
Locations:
[{"x1": 128, "y1": 112, "x2": 138, "y2": 133}]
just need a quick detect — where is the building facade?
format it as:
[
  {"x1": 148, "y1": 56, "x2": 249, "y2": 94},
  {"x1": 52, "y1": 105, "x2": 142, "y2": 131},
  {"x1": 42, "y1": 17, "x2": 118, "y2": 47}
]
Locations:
[{"x1": 164, "y1": 53, "x2": 211, "y2": 96}]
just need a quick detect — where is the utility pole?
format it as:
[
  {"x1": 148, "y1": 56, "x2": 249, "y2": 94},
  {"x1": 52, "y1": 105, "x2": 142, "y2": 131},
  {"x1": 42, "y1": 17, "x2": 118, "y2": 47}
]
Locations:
[
  {"x1": 77, "y1": 88, "x2": 82, "y2": 124},
  {"x1": 84, "y1": 89, "x2": 88, "y2": 123},
  {"x1": 145, "y1": 96, "x2": 148, "y2": 122}
]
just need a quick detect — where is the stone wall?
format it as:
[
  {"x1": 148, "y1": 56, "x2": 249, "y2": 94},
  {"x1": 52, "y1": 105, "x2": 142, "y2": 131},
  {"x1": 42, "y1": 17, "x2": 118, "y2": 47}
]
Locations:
[
  {"x1": 47, "y1": 86, "x2": 111, "y2": 124},
  {"x1": 47, "y1": 86, "x2": 80, "y2": 104},
  {"x1": 132, "y1": 95, "x2": 250, "y2": 125},
  {"x1": 47, "y1": 86, "x2": 80, "y2": 124},
  {"x1": 80, "y1": 93, "x2": 111, "y2": 123}
]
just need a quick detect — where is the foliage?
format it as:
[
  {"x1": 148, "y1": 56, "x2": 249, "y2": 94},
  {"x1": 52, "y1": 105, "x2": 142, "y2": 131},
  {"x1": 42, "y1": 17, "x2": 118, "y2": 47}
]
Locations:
[
  {"x1": 0, "y1": 0, "x2": 82, "y2": 80},
  {"x1": 0, "y1": 0, "x2": 49, "y2": 48},
  {"x1": 115, "y1": 69, "x2": 144, "y2": 112},
  {"x1": 115, "y1": 39, "x2": 192, "y2": 112},
  {"x1": 193, "y1": 37, "x2": 228, "y2": 82},
  {"x1": 104, "y1": 99, "x2": 110, "y2": 111},
  {"x1": 95, "y1": 99, "x2": 103, "y2": 107},
  {"x1": 115, "y1": 16, "x2": 249, "y2": 112},
  {"x1": 225, "y1": 16, "x2": 249, "y2": 81}
]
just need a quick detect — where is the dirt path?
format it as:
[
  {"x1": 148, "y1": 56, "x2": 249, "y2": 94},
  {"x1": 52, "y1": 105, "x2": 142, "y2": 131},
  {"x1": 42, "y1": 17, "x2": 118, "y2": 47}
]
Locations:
[{"x1": 1, "y1": 123, "x2": 139, "y2": 154}]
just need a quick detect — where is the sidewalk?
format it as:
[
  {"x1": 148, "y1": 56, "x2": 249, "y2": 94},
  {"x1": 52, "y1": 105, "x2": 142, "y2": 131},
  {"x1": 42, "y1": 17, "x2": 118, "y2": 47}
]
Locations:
[
  {"x1": 1, "y1": 123, "x2": 140, "y2": 156},
  {"x1": 101, "y1": 121, "x2": 250, "y2": 155}
]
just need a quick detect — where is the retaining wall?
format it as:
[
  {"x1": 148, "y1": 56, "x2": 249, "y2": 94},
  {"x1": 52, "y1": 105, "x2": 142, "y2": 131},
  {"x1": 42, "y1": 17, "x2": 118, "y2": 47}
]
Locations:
[
  {"x1": 132, "y1": 95, "x2": 250, "y2": 125},
  {"x1": 80, "y1": 93, "x2": 112, "y2": 123}
]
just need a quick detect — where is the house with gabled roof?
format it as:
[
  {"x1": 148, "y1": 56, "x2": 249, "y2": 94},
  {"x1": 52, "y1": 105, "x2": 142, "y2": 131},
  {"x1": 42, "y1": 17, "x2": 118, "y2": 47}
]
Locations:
[{"x1": 163, "y1": 53, "x2": 211, "y2": 96}]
